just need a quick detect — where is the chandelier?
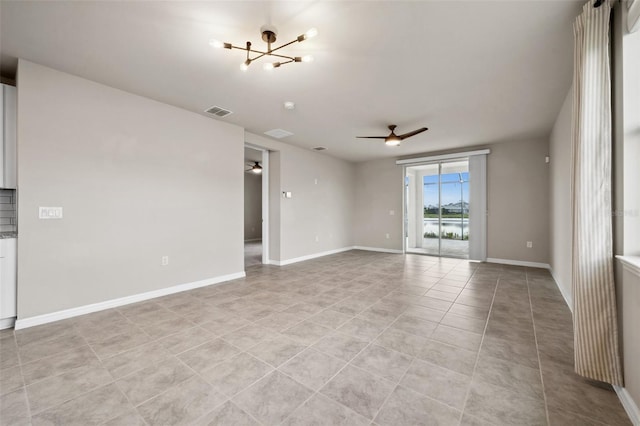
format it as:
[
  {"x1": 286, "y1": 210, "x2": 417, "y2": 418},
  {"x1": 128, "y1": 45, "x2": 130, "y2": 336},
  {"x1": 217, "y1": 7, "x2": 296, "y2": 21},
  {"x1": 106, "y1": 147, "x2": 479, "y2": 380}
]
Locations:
[{"x1": 210, "y1": 25, "x2": 317, "y2": 71}]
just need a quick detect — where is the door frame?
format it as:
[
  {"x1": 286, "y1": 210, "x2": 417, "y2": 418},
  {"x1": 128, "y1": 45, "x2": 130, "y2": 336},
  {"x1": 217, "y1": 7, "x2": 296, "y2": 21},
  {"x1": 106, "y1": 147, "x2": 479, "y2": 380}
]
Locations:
[
  {"x1": 403, "y1": 159, "x2": 469, "y2": 258},
  {"x1": 244, "y1": 143, "x2": 269, "y2": 265}
]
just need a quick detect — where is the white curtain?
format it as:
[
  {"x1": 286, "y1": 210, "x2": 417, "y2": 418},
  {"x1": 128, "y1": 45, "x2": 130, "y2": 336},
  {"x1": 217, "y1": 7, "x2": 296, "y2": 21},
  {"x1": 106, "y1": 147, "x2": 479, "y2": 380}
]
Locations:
[
  {"x1": 468, "y1": 154, "x2": 487, "y2": 261},
  {"x1": 571, "y1": 0, "x2": 623, "y2": 386}
]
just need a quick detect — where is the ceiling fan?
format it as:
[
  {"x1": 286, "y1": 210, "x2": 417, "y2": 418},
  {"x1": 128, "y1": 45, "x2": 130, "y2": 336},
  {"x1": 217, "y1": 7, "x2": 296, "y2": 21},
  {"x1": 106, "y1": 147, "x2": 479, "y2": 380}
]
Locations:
[
  {"x1": 246, "y1": 161, "x2": 262, "y2": 174},
  {"x1": 357, "y1": 125, "x2": 428, "y2": 146}
]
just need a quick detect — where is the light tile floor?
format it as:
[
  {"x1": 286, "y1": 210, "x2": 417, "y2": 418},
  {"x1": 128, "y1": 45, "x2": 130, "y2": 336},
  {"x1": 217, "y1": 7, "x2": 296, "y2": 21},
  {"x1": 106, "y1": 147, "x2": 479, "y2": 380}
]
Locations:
[
  {"x1": 0, "y1": 250, "x2": 631, "y2": 425},
  {"x1": 245, "y1": 240, "x2": 263, "y2": 267}
]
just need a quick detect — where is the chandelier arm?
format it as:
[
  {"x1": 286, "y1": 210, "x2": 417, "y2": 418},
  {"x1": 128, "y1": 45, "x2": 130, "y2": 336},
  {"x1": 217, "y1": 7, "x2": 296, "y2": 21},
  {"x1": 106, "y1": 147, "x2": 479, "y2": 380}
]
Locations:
[
  {"x1": 254, "y1": 52, "x2": 296, "y2": 61},
  {"x1": 267, "y1": 39, "x2": 300, "y2": 54},
  {"x1": 228, "y1": 45, "x2": 294, "y2": 62}
]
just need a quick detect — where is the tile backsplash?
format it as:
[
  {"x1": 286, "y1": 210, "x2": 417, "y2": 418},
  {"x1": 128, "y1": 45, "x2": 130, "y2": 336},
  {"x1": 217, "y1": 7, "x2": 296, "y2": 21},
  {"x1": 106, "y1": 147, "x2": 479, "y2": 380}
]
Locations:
[{"x1": 0, "y1": 189, "x2": 17, "y2": 233}]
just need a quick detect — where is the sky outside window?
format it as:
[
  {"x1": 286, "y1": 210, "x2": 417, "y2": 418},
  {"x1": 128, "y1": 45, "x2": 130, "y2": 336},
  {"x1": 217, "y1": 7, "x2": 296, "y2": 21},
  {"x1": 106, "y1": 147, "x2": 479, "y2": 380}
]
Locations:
[{"x1": 424, "y1": 172, "x2": 469, "y2": 207}]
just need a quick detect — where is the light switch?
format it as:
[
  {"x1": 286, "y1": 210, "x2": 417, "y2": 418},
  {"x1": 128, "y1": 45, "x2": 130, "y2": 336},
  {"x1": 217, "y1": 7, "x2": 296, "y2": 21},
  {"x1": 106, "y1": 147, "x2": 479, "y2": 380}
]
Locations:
[{"x1": 39, "y1": 207, "x2": 63, "y2": 219}]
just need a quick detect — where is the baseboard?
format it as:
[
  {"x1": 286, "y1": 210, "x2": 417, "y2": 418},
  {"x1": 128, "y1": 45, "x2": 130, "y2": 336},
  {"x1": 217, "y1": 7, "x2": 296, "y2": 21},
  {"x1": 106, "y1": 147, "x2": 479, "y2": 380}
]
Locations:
[
  {"x1": 269, "y1": 246, "x2": 354, "y2": 266},
  {"x1": 613, "y1": 385, "x2": 640, "y2": 426},
  {"x1": 353, "y1": 246, "x2": 404, "y2": 254},
  {"x1": 549, "y1": 267, "x2": 573, "y2": 313},
  {"x1": 486, "y1": 257, "x2": 551, "y2": 270},
  {"x1": 0, "y1": 317, "x2": 15, "y2": 330},
  {"x1": 14, "y1": 271, "x2": 246, "y2": 330}
]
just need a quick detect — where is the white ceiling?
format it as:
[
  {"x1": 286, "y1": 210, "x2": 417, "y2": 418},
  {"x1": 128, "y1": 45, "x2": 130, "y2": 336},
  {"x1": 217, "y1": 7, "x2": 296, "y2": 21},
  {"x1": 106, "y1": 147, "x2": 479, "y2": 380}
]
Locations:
[{"x1": 0, "y1": 1, "x2": 582, "y2": 162}]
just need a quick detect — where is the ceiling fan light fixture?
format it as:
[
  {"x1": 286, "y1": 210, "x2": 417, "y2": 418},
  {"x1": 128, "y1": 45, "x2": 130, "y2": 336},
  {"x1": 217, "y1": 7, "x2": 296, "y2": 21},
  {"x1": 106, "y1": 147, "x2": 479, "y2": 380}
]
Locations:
[
  {"x1": 249, "y1": 162, "x2": 263, "y2": 173},
  {"x1": 357, "y1": 124, "x2": 428, "y2": 146}
]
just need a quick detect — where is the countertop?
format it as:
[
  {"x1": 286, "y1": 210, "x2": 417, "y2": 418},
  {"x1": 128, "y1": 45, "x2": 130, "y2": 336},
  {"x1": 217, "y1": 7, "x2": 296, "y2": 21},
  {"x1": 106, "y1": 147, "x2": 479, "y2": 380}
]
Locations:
[{"x1": 0, "y1": 232, "x2": 17, "y2": 239}]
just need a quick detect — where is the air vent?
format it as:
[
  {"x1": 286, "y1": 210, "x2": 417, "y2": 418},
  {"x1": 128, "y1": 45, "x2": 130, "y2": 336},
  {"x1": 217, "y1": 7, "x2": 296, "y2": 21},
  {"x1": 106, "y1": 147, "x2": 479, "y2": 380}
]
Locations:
[
  {"x1": 313, "y1": 147, "x2": 327, "y2": 151},
  {"x1": 264, "y1": 129, "x2": 294, "y2": 139},
  {"x1": 204, "y1": 105, "x2": 233, "y2": 117}
]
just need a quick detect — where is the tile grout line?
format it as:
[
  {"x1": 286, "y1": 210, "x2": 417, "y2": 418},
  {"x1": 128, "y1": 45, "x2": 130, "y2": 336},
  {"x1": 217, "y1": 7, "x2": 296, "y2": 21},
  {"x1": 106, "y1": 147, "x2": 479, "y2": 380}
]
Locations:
[
  {"x1": 180, "y1": 352, "x2": 268, "y2": 426},
  {"x1": 456, "y1": 266, "x2": 503, "y2": 425},
  {"x1": 12, "y1": 328, "x2": 33, "y2": 422},
  {"x1": 79, "y1": 331, "x2": 152, "y2": 426},
  {"x1": 525, "y1": 268, "x2": 551, "y2": 426}
]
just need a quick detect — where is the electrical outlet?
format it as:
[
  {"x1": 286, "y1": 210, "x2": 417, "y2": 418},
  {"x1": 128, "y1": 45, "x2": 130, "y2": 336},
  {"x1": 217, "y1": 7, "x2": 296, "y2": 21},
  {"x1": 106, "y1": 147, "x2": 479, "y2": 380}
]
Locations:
[
  {"x1": 389, "y1": 210, "x2": 395, "y2": 216},
  {"x1": 385, "y1": 233, "x2": 390, "y2": 239},
  {"x1": 315, "y1": 235, "x2": 319, "y2": 242},
  {"x1": 526, "y1": 241, "x2": 533, "y2": 248},
  {"x1": 161, "y1": 256, "x2": 169, "y2": 266}
]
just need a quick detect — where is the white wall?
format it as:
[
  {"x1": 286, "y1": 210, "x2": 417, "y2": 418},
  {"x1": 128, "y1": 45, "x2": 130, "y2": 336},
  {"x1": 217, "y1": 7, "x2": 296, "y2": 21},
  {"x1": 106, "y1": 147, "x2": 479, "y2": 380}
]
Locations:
[
  {"x1": 353, "y1": 139, "x2": 550, "y2": 265},
  {"x1": 353, "y1": 159, "x2": 403, "y2": 251},
  {"x1": 549, "y1": 89, "x2": 573, "y2": 304},
  {"x1": 486, "y1": 139, "x2": 549, "y2": 264},
  {"x1": 17, "y1": 60, "x2": 245, "y2": 319},
  {"x1": 244, "y1": 171, "x2": 262, "y2": 241},
  {"x1": 245, "y1": 133, "x2": 355, "y2": 262}
]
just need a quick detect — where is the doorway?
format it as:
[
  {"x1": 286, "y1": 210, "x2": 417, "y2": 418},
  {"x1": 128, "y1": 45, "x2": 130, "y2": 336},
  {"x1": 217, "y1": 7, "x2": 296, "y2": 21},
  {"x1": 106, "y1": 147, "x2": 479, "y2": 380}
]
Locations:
[
  {"x1": 244, "y1": 145, "x2": 269, "y2": 267},
  {"x1": 405, "y1": 159, "x2": 469, "y2": 258}
]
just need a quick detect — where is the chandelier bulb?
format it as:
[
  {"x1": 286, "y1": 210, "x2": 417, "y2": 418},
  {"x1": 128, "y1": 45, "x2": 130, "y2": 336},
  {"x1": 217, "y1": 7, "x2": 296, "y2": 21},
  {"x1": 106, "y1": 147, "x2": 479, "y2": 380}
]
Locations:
[
  {"x1": 305, "y1": 28, "x2": 318, "y2": 39},
  {"x1": 240, "y1": 62, "x2": 249, "y2": 71},
  {"x1": 302, "y1": 55, "x2": 314, "y2": 63},
  {"x1": 209, "y1": 39, "x2": 224, "y2": 49},
  {"x1": 263, "y1": 63, "x2": 274, "y2": 70}
]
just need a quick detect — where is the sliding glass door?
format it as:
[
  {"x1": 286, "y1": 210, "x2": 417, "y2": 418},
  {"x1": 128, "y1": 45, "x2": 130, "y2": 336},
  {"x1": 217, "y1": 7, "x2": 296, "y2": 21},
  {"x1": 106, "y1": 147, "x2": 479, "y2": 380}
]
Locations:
[{"x1": 405, "y1": 160, "x2": 469, "y2": 258}]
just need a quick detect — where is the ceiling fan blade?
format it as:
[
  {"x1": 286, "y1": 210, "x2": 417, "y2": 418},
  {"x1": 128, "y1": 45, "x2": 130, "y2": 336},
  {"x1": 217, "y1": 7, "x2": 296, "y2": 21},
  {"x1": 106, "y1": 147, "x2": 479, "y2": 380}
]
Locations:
[
  {"x1": 356, "y1": 136, "x2": 388, "y2": 139},
  {"x1": 398, "y1": 127, "x2": 428, "y2": 140}
]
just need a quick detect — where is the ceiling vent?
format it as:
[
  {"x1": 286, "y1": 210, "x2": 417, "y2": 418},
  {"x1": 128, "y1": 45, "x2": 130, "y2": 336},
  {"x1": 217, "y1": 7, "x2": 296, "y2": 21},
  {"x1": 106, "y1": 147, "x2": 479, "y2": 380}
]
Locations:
[
  {"x1": 204, "y1": 105, "x2": 233, "y2": 117},
  {"x1": 313, "y1": 147, "x2": 327, "y2": 151},
  {"x1": 264, "y1": 129, "x2": 294, "y2": 139}
]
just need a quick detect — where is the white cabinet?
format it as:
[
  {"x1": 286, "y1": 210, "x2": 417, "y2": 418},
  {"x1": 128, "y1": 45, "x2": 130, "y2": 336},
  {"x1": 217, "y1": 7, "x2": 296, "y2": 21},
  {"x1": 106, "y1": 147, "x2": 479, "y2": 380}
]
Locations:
[
  {"x1": 0, "y1": 84, "x2": 17, "y2": 189},
  {"x1": 0, "y1": 238, "x2": 17, "y2": 329}
]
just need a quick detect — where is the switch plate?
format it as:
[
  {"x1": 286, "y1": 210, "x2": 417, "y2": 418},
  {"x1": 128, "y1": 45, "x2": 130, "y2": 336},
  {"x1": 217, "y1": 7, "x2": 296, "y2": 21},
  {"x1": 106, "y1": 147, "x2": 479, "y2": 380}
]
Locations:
[
  {"x1": 39, "y1": 207, "x2": 63, "y2": 219},
  {"x1": 389, "y1": 210, "x2": 395, "y2": 216},
  {"x1": 526, "y1": 241, "x2": 533, "y2": 248}
]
